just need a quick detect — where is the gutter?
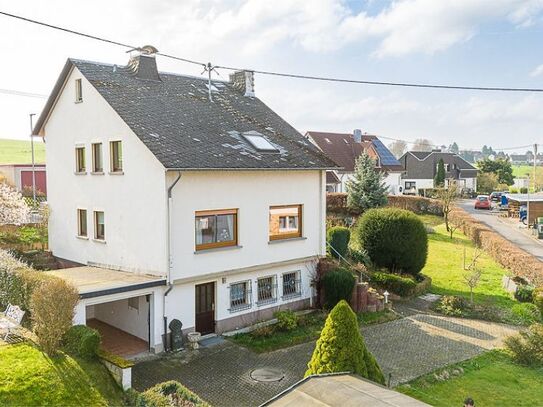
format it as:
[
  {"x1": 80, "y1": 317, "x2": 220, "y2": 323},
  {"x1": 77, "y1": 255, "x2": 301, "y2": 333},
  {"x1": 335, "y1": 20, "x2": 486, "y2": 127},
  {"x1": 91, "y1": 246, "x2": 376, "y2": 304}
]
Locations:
[{"x1": 163, "y1": 171, "x2": 181, "y2": 351}]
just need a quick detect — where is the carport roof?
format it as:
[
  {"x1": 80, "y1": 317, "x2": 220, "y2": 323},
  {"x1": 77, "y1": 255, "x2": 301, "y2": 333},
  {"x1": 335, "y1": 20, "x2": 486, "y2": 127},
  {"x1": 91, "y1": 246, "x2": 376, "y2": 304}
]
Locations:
[
  {"x1": 263, "y1": 374, "x2": 429, "y2": 406},
  {"x1": 507, "y1": 193, "x2": 543, "y2": 202},
  {"x1": 46, "y1": 267, "x2": 166, "y2": 299}
]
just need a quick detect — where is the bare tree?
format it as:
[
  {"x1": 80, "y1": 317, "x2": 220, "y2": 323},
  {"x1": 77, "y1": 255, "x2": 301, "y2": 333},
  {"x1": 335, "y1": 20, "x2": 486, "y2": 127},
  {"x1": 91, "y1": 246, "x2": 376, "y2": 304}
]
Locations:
[
  {"x1": 412, "y1": 138, "x2": 435, "y2": 152},
  {"x1": 388, "y1": 140, "x2": 407, "y2": 158},
  {"x1": 463, "y1": 269, "x2": 482, "y2": 305},
  {"x1": 436, "y1": 179, "x2": 458, "y2": 233}
]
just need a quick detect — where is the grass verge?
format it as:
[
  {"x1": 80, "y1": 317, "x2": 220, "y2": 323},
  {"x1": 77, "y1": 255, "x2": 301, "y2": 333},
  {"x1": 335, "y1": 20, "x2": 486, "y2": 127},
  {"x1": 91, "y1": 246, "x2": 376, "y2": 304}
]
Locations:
[
  {"x1": 0, "y1": 139, "x2": 45, "y2": 165},
  {"x1": 0, "y1": 343, "x2": 124, "y2": 406},
  {"x1": 230, "y1": 309, "x2": 397, "y2": 353},
  {"x1": 397, "y1": 350, "x2": 543, "y2": 406}
]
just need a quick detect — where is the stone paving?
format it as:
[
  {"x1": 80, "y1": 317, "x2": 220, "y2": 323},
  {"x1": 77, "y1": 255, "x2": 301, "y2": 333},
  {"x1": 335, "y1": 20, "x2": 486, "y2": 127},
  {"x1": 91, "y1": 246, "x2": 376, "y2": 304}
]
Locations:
[{"x1": 132, "y1": 312, "x2": 518, "y2": 407}]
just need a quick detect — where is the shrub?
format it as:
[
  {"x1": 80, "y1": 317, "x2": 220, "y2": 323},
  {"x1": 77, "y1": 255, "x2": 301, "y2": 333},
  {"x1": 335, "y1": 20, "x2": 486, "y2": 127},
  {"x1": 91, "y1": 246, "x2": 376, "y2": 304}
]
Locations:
[
  {"x1": 252, "y1": 324, "x2": 274, "y2": 338},
  {"x1": 321, "y1": 267, "x2": 356, "y2": 309},
  {"x1": 437, "y1": 295, "x2": 470, "y2": 317},
  {"x1": 533, "y1": 287, "x2": 543, "y2": 314},
  {"x1": 305, "y1": 300, "x2": 384, "y2": 384},
  {"x1": 511, "y1": 303, "x2": 542, "y2": 325},
  {"x1": 370, "y1": 272, "x2": 416, "y2": 297},
  {"x1": 355, "y1": 208, "x2": 428, "y2": 276},
  {"x1": 128, "y1": 380, "x2": 209, "y2": 407},
  {"x1": 30, "y1": 277, "x2": 79, "y2": 354},
  {"x1": 515, "y1": 285, "x2": 535, "y2": 303},
  {"x1": 504, "y1": 324, "x2": 543, "y2": 366},
  {"x1": 348, "y1": 248, "x2": 372, "y2": 266},
  {"x1": 274, "y1": 310, "x2": 298, "y2": 331},
  {"x1": 327, "y1": 226, "x2": 350, "y2": 259},
  {"x1": 520, "y1": 187, "x2": 529, "y2": 194},
  {"x1": 63, "y1": 325, "x2": 101, "y2": 359}
]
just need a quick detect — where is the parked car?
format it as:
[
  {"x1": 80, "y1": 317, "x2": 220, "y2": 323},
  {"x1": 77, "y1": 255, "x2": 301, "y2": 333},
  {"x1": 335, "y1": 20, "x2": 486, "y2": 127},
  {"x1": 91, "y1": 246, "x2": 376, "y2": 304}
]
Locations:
[
  {"x1": 490, "y1": 191, "x2": 503, "y2": 202},
  {"x1": 475, "y1": 195, "x2": 491, "y2": 210}
]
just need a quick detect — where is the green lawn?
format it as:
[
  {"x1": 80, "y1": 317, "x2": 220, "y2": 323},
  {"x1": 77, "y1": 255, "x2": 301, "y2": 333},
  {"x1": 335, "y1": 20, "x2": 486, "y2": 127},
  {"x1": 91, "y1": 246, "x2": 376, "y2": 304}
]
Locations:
[
  {"x1": 512, "y1": 164, "x2": 543, "y2": 179},
  {"x1": 230, "y1": 310, "x2": 397, "y2": 353},
  {"x1": 0, "y1": 343, "x2": 124, "y2": 406},
  {"x1": 420, "y1": 216, "x2": 517, "y2": 313},
  {"x1": 397, "y1": 350, "x2": 543, "y2": 406},
  {"x1": 0, "y1": 138, "x2": 45, "y2": 165}
]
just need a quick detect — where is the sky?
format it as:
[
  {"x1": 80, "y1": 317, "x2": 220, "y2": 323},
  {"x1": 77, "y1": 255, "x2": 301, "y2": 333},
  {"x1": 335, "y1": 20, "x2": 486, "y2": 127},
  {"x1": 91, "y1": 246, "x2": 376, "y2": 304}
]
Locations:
[{"x1": 0, "y1": 0, "x2": 542, "y2": 152}]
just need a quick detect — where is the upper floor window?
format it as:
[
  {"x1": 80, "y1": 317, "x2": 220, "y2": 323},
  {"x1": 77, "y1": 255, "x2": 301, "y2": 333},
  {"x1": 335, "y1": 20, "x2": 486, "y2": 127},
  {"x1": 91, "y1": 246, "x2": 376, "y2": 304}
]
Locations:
[
  {"x1": 77, "y1": 209, "x2": 87, "y2": 237},
  {"x1": 269, "y1": 205, "x2": 302, "y2": 241},
  {"x1": 92, "y1": 143, "x2": 103, "y2": 173},
  {"x1": 94, "y1": 211, "x2": 105, "y2": 241},
  {"x1": 75, "y1": 79, "x2": 83, "y2": 103},
  {"x1": 110, "y1": 141, "x2": 123, "y2": 173},
  {"x1": 195, "y1": 209, "x2": 237, "y2": 251},
  {"x1": 75, "y1": 146, "x2": 86, "y2": 173}
]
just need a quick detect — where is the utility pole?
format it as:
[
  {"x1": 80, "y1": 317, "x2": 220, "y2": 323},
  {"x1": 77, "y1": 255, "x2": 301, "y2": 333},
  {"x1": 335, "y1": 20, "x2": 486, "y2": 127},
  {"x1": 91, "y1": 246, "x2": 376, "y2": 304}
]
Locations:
[
  {"x1": 29, "y1": 113, "x2": 36, "y2": 205},
  {"x1": 534, "y1": 143, "x2": 538, "y2": 192}
]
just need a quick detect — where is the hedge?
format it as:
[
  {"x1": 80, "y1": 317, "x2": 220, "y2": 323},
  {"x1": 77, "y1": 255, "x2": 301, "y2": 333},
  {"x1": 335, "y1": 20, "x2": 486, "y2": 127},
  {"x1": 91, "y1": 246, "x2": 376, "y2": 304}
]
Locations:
[
  {"x1": 355, "y1": 208, "x2": 428, "y2": 276},
  {"x1": 370, "y1": 272, "x2": 417, "y2": 297},
  {"x1": 127, "y1": 380, "x2": 209, "y2": 407},
  {"x1": 63, "y1": 325, "x2": 101, "y2": 359},
  {"x1": 326, "y1": 193, "x2": 442, "y2": 216},
  {"x1": 321, "y1": 267, "x2": 356, "y2": 309},
  {"x1": 449, "y1": 208, "x2": 543, "y2": 286},
  {"x1": 327, "y1": 226, "x2": 350, "y2": 259}
]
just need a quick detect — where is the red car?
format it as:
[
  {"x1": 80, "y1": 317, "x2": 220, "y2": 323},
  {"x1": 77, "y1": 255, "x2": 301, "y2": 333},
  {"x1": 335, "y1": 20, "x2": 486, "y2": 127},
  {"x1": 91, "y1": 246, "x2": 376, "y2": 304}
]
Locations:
[{"x1": 474, "y1": 195, "x2": 491, "y2": 210}]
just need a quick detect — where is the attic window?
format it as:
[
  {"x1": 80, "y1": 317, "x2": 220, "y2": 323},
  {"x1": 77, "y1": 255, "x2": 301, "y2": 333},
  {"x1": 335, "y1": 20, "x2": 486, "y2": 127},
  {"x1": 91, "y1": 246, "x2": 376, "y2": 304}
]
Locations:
[
  {"x1": 243, "y1": 133, "x2": 279, "y2": 152},
  {"x1": 75, "y1": 79, "x2": 83, "y2": 103}
]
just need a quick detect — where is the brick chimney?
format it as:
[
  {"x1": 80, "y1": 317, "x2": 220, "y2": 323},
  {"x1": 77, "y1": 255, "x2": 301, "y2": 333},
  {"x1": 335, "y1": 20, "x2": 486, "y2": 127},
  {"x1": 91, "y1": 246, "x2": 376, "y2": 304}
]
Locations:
[
  {"x1": 229, "y1": 70, "x2": 255, "y2": 97},
  {"x1": 126, "y1": 45, "x2": 161, "y2": 81}
]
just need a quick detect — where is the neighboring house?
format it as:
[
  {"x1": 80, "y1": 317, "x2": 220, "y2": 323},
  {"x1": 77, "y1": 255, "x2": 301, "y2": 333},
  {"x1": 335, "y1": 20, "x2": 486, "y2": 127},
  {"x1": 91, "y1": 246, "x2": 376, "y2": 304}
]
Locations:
[
  {"x1": 34, "y1": 46, "x2": 337, "y2": 354},
  {"x1": 510, "y1": 154, "x2": 529, "y2": 165},
  {"x1": 399, "y1": 150, "x2": 478, "y2": 193},
  {"x1": 0, "y1": 164, "x2": 47, "y2": 196},
  {"x1": 305, "y1": 131, "x2": 404, "y2": 194}
]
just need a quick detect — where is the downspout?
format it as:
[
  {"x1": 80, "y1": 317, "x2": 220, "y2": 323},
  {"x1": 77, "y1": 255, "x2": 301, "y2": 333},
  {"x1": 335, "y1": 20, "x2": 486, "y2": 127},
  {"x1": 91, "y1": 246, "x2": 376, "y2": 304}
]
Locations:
[{"x1": 163, "y1": 171, "x2": 181, "y2": 352}]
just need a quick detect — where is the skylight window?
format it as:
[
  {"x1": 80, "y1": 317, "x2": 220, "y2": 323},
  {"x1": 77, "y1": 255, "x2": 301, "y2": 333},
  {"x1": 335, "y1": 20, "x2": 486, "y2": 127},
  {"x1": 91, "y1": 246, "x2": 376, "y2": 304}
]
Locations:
[
  {"x1": 243, "y1": 133, "x2": 279, "y2": 152},
  {"x1": 325, "y1": 138, "x2": 332, "y2": 144}
]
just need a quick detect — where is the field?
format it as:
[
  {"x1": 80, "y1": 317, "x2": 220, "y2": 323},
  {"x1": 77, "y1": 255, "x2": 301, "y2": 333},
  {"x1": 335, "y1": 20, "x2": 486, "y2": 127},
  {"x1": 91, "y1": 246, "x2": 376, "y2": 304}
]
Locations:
[
  {"x1": 0, "y1": 343, "x2": 123, "y2": 406},
  {"x1": 0, "y1": 138, "x2": 45, "y2": 165},
  {"x1": 511, "y1": 164, "x2": 543, "y2": 179},
  {"x1": 397, "y1": 350, "x2": 543, "y2": 406}
]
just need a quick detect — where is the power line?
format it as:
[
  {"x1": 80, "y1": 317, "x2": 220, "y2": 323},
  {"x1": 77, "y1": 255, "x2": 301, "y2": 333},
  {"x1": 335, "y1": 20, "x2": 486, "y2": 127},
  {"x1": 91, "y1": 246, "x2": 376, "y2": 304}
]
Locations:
[
  {"x1": 0, "y1": 88, "x2": 48, "y2": 98},
  {"x1": 2, "y1": 10, "x2": 543, "y2": 93}
]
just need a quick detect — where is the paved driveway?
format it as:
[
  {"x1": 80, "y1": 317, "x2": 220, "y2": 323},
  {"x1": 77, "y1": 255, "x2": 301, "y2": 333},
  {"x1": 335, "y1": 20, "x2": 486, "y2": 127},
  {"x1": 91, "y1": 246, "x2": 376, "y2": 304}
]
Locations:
[
  {"x1": 458, "y1": 200, "x2": 543, "y2": 261},
  {"x1": 132, "y1": 314, "x2": 518, "y2": 407}
]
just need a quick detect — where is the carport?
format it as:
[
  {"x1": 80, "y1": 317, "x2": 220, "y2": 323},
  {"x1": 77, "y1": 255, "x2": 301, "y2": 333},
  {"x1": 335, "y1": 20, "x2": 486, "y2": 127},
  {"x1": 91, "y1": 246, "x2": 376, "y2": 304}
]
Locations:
[
  {"x1": 507, "y1": 194, "x2": 543, "y2": 224},
  {"x1": 47, "y1": 267, "x2": 166, "y2": 357}
]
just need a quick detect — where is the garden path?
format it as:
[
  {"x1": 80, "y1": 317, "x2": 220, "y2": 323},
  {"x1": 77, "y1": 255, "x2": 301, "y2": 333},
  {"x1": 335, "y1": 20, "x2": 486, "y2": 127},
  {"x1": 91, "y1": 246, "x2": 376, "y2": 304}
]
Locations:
[{"x1": 132, "y1": 307, "x2": 518, "y2": 407}]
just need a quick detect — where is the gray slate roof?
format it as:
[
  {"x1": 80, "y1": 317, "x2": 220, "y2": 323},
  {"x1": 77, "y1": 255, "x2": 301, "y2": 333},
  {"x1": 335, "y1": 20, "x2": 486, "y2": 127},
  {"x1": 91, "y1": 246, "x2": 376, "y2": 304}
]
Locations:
[{"x1": 36, "y1": 59, "x2": 338, "y2": 171}]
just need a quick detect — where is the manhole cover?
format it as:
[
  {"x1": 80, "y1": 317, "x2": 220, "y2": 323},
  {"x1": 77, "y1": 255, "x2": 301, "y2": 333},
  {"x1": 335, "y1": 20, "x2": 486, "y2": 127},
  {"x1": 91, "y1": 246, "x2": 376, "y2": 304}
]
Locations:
[{"x1": 250, "y1": 368, "x2": 285, "y2": 382}]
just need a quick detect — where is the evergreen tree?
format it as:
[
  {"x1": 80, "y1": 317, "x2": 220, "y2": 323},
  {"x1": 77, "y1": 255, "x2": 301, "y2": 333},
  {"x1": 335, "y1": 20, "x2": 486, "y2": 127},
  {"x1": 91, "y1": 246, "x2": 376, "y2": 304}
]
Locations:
[
  {"x1": 305, "y1": 300, "x2": 385, "y2": 384},
  {"x1": 477, "y1": 158, "x2": 514, "y2": 186},
  {"x1": 434, "y1": 158, "x2": 446, "y2": 187},
  {"x1": 346, "y1": 153, "x2": 388, "y2": 212}
]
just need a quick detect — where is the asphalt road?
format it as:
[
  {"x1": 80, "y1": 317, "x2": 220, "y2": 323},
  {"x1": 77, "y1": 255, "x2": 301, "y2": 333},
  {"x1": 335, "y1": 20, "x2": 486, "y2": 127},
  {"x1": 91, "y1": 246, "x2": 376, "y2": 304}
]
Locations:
[{"x1": 458, "y1": 200, "x2": 543, "y2": 261}]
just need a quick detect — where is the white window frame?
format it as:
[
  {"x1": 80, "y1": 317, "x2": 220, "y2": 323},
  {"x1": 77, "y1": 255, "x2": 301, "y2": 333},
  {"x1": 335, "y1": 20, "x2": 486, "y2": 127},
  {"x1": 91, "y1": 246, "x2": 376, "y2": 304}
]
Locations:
[
  {"x1": 93, "y1": 210, "x2": 105, "y2": 241},
  {"x1": 91, "y1": 142, "x2": 104, "y2": 174},
  {"x1": 75, "y1": 145, "x2": 86, "y2": 174},
  {"x1": 77, "y1": 208, "x2": 88, "y2": 238},
  {"x1": 75, "y1": 78, "x2": 83, "y2": 103}
]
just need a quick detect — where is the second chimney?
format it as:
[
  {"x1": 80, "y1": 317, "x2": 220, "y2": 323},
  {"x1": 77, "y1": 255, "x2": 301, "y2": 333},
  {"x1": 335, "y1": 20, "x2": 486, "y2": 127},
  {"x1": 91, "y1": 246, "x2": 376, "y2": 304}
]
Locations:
[
  {"x1": 126, "y1": 45, "x2": 161, "y2": 82},
  {"x1": 229, "y1": 70, "x2": 255, "y2": 97},
  {"x1": 353, "y1": 129, "x2": 362, "y2": 143}
]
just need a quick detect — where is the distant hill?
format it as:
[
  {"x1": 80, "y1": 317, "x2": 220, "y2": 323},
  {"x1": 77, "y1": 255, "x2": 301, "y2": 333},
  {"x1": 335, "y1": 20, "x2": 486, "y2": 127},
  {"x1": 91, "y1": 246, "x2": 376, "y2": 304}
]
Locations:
[{"x1": 0, "y1": 138, "x2": 45, "y2": 165}]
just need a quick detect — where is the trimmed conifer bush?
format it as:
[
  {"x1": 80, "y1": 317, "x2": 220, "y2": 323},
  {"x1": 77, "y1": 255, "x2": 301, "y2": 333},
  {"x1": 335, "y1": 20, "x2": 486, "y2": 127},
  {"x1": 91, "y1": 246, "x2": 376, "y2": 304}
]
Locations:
[
  {"x1": 321, "y1": 267, "x2": 356, "y2": 309},
  {"x1": 63, "y1": 325, "x2": 101, "y2": 359},
  {"x1": 355, "y1": 208, "x2": 428, "y2": 276},
  {"x1": 305, "y1": 300, "x2": 384, "y2": 384},
  {"x1": 327, "y1": 226, "x2": 350, "y2": 259}
]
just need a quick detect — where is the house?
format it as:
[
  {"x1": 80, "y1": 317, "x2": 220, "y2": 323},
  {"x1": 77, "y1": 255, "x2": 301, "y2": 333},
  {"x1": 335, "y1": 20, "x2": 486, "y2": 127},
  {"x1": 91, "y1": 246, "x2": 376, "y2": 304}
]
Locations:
[
  {"x1": 34, "y1": 46, "x2": 338, "y2": 354},
  {"x1": 305, "y1": 131, "x2": 404, "y2": 194},
  {"x1": 399, "y1": 150, "x2": 478, "y2": 194},
  {"x1": 0, "y1": 164, "x2": 47, "y2": 196}
]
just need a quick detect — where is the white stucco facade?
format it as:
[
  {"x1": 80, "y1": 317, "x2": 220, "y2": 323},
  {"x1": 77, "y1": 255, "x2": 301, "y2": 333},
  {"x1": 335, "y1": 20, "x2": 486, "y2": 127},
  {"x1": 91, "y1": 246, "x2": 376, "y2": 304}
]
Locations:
[
  {"x1": 401, "y1": 177, "x2": 477, "y2": 194},
  {"x1": 42, "y1": 66, "x2": 327, "y2": 352}
]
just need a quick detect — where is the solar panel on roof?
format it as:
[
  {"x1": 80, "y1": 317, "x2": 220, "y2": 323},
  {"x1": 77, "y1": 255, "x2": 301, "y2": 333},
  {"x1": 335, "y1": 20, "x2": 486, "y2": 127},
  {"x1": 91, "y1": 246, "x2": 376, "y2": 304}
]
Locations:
[{"x1": 372, "y1": 139, "x2": 401, "y2": 166}]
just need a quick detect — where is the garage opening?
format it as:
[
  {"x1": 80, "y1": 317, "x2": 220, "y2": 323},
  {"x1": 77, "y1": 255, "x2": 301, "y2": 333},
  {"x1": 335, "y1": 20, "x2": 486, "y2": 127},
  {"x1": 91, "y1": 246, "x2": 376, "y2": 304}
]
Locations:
[{"x1": 86, "y1": 294, "x2": 150, "y2": 358}]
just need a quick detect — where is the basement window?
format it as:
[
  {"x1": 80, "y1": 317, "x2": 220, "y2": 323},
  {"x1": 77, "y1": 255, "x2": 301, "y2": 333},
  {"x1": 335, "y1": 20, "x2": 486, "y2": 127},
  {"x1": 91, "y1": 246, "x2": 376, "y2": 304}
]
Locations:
[
  {"x1": 229, "y1": 280, "x2": 252, "y2": 312},
  {"x1": 242, "y1": 133, "x2": 279, "y2": 152},
  {"x1": 75, "y1": 79, "x2": 83, "y2": 103}
]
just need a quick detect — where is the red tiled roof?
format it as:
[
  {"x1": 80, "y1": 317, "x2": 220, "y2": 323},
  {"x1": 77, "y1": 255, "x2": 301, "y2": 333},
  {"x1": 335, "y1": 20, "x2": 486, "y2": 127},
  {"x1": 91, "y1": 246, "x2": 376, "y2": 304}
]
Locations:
[{"x1": 306, "y1": 131, "x2": 402, "y2": 172}]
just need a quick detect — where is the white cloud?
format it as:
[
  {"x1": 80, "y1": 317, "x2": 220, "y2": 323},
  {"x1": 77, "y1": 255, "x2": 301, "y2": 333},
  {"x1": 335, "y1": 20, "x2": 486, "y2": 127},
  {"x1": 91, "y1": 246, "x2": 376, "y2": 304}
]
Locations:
[{"x1": 530, "y1": 64, "x2": 543, "y2": 77}]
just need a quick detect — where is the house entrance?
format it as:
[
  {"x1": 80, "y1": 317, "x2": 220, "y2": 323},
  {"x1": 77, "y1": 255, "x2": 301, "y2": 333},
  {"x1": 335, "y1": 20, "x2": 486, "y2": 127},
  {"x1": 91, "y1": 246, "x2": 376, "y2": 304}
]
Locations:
[{"x1": 195, "y1": 282, "x2": 215, "y2": 334}]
